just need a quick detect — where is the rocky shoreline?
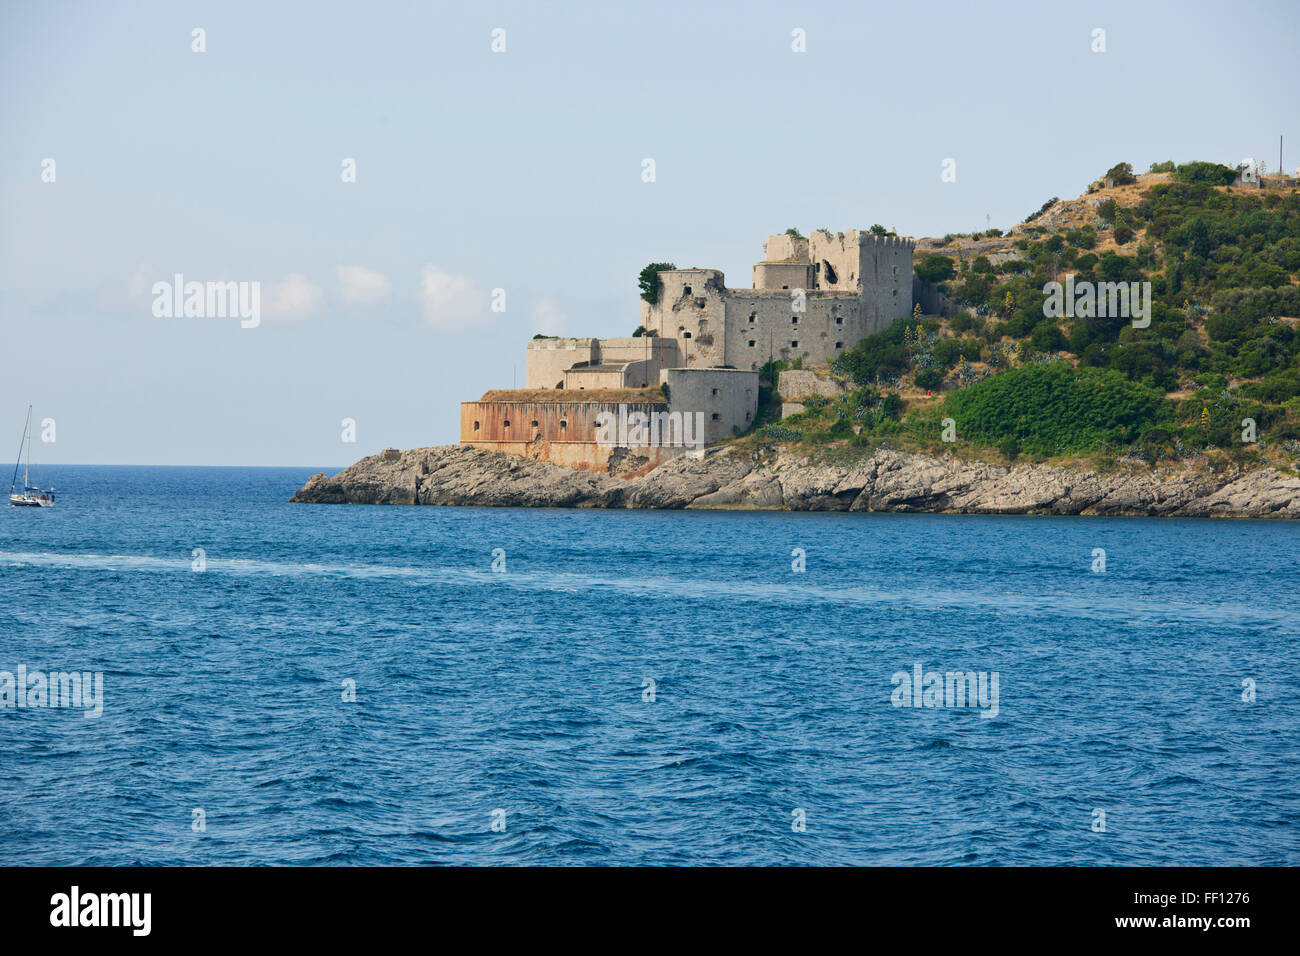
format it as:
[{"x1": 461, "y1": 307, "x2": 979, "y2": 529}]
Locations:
[{"x1": 290, "y1": 444, "x2": 1300, "y2": 518}]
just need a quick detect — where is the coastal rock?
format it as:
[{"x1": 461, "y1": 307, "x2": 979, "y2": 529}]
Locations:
[
  {"x1": 624, "y1": 451, "x2": 753, "y2": 509},
  {"x1": 290, "y1": 443, "x2": 1300, "y2": 519},
  {"x1": 775, "y1": 457, "x2": 861, "y2": 511},
  {"x1": 1176, "y1": 467, "x2": 1300, "y2": 518}
]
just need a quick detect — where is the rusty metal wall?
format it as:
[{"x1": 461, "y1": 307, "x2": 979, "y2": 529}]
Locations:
[{"x1": 461, "y1": 400, "x2": 667, "y2": 444}]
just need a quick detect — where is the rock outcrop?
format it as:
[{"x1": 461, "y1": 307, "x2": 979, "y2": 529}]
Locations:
[{"x1": 291, "y1": 445, "x2": 1300, "y2": 519}]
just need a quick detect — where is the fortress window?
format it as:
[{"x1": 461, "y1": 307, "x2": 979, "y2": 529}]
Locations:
[
  {"x1": 748, "y1": 312, "x2": 756, "y2": 323},
  {"x1": 822, "y1": 261, "x2": 837, "y2": 284},
  {"x1": 473, "y1": 421, "x2": 480, "y2": 431},
  {"x1": 711, "y1": 388, "x2": 718, "y2": 396},
  {"x1": 745, "y1": 411, "x2": 751, "y2": 421},
  {"x1": 711, "y1": 413, "x2": 720, "y2": 421},
  {"x1": 835, "y1": 316, "x2": 843, "y2": 325},
  {"x1": 531, "y1": 420, "x2": 539, "y2": 428},
  {"x1": 560, "y1": 420, "x2": 567, "y2": 430},
  {"x1": 791, "y1": 340, "x2": 799, "y2": 348},
  {"x1": 835, "y1": 341, "x2": 843, "y2": 349},
  {"x1": 503, "y1": 419, "x2": 510, "y2": 428},
  {"x1": 683, "y1": 331, "x2": 692, "y2": 339},
  {"x1": 781, "y1": 285, "x2": 788, "y2": 290},
  {"x1": 683, "y1": 285, "x2": 692, "y2": 295},
  {"x1": 748, "y1": 340, "x2": 755, "y2": 347},
  {"x1": 791, "y1": 315, "x2": 798, "y2": 324}
]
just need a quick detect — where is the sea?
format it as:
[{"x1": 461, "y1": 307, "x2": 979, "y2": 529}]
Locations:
[{"x1": 1, "y1": 465, "x2": 1297, "y2": 866}]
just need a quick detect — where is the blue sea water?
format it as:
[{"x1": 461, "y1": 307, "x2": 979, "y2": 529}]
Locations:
[{"x1": 0, "y1": 464, "x2": 1297, "y2": 866}]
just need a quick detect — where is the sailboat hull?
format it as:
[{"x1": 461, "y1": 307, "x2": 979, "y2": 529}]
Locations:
[{"x1": 9, "y1": 493, "x2": 53, "y2": 507}]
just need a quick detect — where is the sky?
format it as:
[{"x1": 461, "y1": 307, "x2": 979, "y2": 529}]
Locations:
[{"x1": 1, "y1": 0, "x2": 1297, "y2": 466}]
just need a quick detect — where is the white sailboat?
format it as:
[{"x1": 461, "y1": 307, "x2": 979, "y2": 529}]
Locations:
[{"x1": 9, "y1": 405, "x2": 54, "y2": 507}]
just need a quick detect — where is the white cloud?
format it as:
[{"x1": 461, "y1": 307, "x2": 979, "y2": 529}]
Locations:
[
  {"x1": 336, "y1": 265, "x2": 390, "y2": 305},
  {"x1": 420, "y1": 266, "x2": 486, "y2": 329},
  {"x1": 530, "y1": 298, "x2": 566, "y2": 336},
  {"x1": 264, "y1": 273, "x2": 322, "y2": 320}
]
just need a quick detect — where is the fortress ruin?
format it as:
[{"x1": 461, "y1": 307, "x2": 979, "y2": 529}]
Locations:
[{"x1": 460, "y1": 229, "x2": 914, "y2": 476}]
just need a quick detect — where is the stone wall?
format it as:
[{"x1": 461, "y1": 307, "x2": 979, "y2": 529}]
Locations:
[
  {"x1": 777, "y1": 369, "x2": 845, "y2": 400},
  {"x1": 753, "y1": 261, "x2": 813, "y2": 291},
  {"x1": 722, "y1": 290, "x2": 861, "y2": 371},
  {"x1": 525, "y1": 337, "x2": 596, "y2": 389},
  {"x1": 660, "y1": 367, "x2": 760, "y2": 445},
  {"x1": 640, "y1": 268, "x2": 729, "y2": 368}
]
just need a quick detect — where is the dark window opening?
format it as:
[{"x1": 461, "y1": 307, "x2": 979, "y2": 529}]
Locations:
[
  {"x1": 791, "y1": 340, "x2": 799, "y2": 348},
  {"x1": 683, "y1": 285, "x2": 692, "y2": 295},
  {"x1": 835, "y1": 341, "x2": 843, "y2": 349},
  {"x1": 473, "y1": 421, "x2": 480, "y2": 431},
  {"x1": 683, "y1": 331, "x2": 692, "y2": 339},
  {"x1": 748, "y1": 340, "x2": 756, "y2": 347},
  {"x1": 835, "y1": 316, "x2": 843, "y2": 325},
  {"x1": 711, "y1": 413, "x2": 720, "y2": 421},
  {"x1": 822, "y1": 260, "x2": 838, "y2": 284}
]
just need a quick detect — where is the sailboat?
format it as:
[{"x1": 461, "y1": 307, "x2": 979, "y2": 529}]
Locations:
[{"x1": 9, "y1": 405, "x2": 55, "y2": 507}]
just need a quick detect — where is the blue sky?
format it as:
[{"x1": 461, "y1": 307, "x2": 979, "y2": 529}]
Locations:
[{"x1": 2, "y1": 0, "x2": 1296, "y2": 465}]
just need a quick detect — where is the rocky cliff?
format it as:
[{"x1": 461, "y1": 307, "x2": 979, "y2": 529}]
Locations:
[{"x1": 290, "y1": 445, "x2": 1300, "y2": 518}]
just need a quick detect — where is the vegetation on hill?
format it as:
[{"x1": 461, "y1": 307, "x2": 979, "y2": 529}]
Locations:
[{"x1": 738, "y1": 161, "x2": 1300, "y2": 473}]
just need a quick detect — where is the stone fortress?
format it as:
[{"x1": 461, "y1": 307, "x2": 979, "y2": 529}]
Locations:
[{"x1": 460, "y1": 229, "x2": 914, "y2": 477}]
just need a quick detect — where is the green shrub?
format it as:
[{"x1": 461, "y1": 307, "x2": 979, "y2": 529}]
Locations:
[
  {"x1": 943, "y1": 362, "x2": 1169, "y2": 455},
  {"x1": 914, "y1": 367, "x2": 944, "y2": 390},
  {"x1": 1171, "y1": 162, "x2": 1236, "y2": 186}
]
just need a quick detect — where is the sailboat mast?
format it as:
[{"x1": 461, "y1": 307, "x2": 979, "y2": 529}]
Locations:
[
  {"x1": 11, "y1": 406, "x2": 29, "y2": 494},
  {"x1": 25, "y1": 406, "x2": 32, "y2": 489}
]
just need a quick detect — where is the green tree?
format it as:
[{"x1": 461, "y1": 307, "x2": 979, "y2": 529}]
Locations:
[
  {"x1": 915, "y1": 254, "x2": 957, "y2": 283},
  {"x1": 638, "y1": 262, "x2": 677, "y2": 304},
  {"x1": 1105, "y1": 162, "x2": 1137, "y2": 186}
]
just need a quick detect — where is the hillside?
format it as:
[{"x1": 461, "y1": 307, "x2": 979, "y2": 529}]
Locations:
[{"x1": 750, "y1": 160, "x2": 1300, "y2": 474}]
